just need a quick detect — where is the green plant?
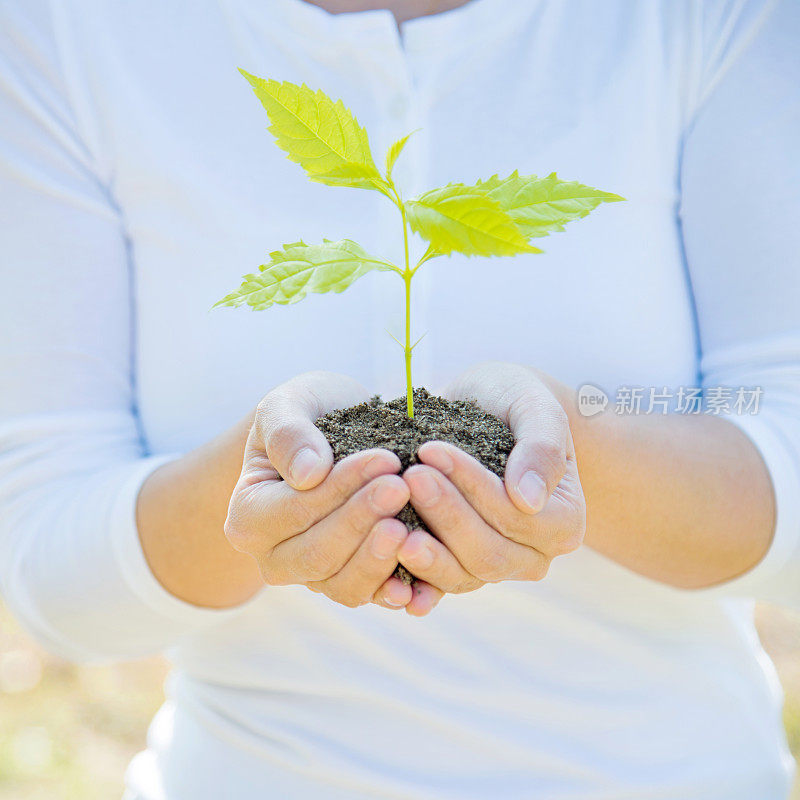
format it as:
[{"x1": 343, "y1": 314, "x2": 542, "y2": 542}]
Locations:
[{"x1": 216, "y1": 71, "x2": 624, "y2": 418}]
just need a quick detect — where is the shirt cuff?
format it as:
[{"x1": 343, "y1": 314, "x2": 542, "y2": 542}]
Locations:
[{"x1": 699, "y1": 411, "x2": 800, "y2": 600}]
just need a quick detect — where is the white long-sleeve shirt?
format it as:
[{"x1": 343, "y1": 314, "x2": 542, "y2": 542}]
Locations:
[{"x1": 1, "y1": 0, "x2": 800, "y2": 797}]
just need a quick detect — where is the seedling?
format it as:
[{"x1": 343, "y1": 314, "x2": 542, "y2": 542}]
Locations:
[{"x1": 216, "y1": 71, "x2": 623, "y2": 418}]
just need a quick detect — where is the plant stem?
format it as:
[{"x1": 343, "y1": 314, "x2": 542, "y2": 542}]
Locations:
[{"x1": 400, "y1": 202, "x2": 414, "y2": 419}]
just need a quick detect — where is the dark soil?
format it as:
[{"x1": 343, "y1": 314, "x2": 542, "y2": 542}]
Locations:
[{"x1": 316, "y1": 388, "x2": 515, "y2": 584}]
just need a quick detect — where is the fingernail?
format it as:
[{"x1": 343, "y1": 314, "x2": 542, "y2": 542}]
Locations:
[
  {"x1": 289, "y1": 447, "x2": 322, "y2": 485},
  {"x1": 420, "y1": 443, "x2": 453, "y2": 475},
  {"x1": 406, "y1": 540, "x2": 434, "y2": 570},
  {"x1": 362, "y1": 451, "x2": 398, "y2": 480},
  {"x1": 371, "y1": 480, "x2": 405, "y2": 515},
  {"x1": 384, "y1": 584, "x2": 408, "y2": 607},
  {"x1": 407, "y1": 471, "x2": 441, "y2": 507},
  {"x1": 371, "y1": 527, "x2": 405, "y2": 560},
  {"x1": 518, "y1": 470, "x2": 548, "y2": 512}
]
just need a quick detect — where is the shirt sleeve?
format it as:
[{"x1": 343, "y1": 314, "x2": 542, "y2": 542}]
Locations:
[
  {"x1": 0, "y1": 0, "x2": 241, "y2": 663},
  {"x1": 679, "y1": 0, "x2": 800, "y2": 604}
]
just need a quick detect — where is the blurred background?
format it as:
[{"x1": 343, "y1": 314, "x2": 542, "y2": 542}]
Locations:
[{"x1": 1, "y1": 601, "x2": 799, "y2": 799}]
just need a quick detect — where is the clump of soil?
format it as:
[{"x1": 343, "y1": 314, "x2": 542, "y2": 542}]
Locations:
[{"x1": 316, "y1": 388, "x2": 515, "y2": 583}]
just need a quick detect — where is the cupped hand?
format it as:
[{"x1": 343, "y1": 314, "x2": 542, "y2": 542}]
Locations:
[
  {"x1": 396, "y1": 362, "x2": 586, "y2": 598},
  {"x1": 224, "y1": 371, "x2": 419, "y2": 611}
]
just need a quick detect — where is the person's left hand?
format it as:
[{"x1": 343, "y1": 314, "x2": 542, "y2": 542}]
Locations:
[{"x1": 397, "y1": 362, "x2": 586, "y2": 614}]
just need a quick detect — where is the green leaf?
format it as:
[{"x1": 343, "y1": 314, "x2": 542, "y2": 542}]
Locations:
[
  {"x1": 475, "y1": 171, "x2": 624, "y2": 239},
  {"x1": 316, "y1": 162, "x2": 386, "y2": 186},
  {"x1": 385, "y1": 130, "x2": 417, "y2": 182},
  {"x1": 239, "y1": 70, "x2": 388, "y2": 193},
  {"x1": 214, "y1": 239, "x2": 397, "y2": 311},
  {"x1": 405, "y1": 183, "x2": 540, "y2": 257}
]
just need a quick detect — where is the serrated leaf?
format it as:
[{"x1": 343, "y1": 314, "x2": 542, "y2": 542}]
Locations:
[
  {"x1": 385, "y1": 130, "x2": 416, "y2": 182},
  {"x1": 475, "y1": 171, "x2": 624, "y2": 239},
  {"x1": 239, "y1": 70, "x2": 388, "y2": 193},
  {"x1": 405, "y1": 183, "x2": 540, "y2": 257},
  {"x1": 214, "y1": 239, "x2": 397, "y2": 311}
]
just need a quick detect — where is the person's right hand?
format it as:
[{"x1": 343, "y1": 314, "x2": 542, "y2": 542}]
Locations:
[{"x1": 224, "y1": 371, "x2": 416, "y2": 611}]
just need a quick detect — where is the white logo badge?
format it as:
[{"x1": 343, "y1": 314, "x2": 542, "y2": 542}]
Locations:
[{"x1": 577, "y1": 384, "x2": 609, "y2": 417}]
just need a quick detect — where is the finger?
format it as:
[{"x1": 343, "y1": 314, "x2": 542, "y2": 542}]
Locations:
[
  {"x1": 263, "y1": 473, "x2": 410, "y2": 584},
  {"x1": 418, "y1": 441, "x2": 513, "y2": 531},
  {"x1": 268, "y1": 448, "x2": 403, "y2": 535},
  {"x1": 309, "y1": 519, "x2": 411, "y2": 609},
  {"x1": 225, "y1": 447, "x2": 401, "y2": 552},
  {"x1": 405, "y1": 582, "x2": 444, "y2": 617},
  {"x1": 254, "y1": 371, "x2": 369, "y2": 490},
  {"x1": 418, "y1": 441, "x2": 584, "y2": 556},
  {"x1": 396, "y1": 530, "x2": 483, "y2": 594},
  {"x1": 404, "y1": 465, "x2": 549, "y2": 583},
  {"x1": 372, "y1": 575, "x2": 415, "y2": 611}
]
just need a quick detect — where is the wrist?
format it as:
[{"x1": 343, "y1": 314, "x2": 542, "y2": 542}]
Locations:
[{"x1": 137, "y1": 411, "x2": 264, "y2": 609}]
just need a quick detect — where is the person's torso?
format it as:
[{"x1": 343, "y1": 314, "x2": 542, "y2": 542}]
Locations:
[{"x1": 54, "y1": 1, "x2": 792, "y2": 796}]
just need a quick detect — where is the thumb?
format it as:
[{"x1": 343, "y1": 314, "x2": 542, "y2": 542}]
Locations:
[
  {"x1": 503, "y1": 389, "x2": 570, "y2": 514},
  {"x1": 252, "y1": 371, "x2": 369, "y2": 490},
  {"x1": 446, "y1": 362, "x2": 571, "y2": 514}
]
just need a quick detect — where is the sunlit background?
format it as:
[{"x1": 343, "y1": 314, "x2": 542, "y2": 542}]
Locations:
[{"x1": 1, "y1": 602, "x2": 799, "y2": 799}]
